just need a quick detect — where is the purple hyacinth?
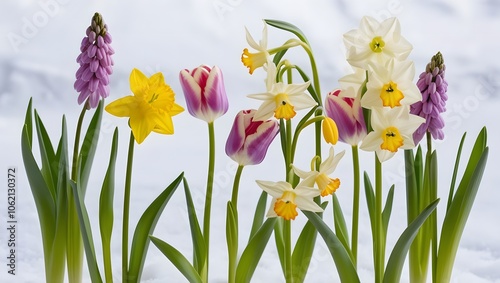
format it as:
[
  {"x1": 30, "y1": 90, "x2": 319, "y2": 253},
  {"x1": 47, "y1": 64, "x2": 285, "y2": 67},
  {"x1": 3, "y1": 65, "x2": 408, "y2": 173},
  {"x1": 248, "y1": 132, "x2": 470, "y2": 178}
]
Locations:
[
  {"x1": 74, "y1": 13, "x2": 114, "y2": 109},
  {"x1": 410, "y1": 52, "x2": 448, "y2": 144}
]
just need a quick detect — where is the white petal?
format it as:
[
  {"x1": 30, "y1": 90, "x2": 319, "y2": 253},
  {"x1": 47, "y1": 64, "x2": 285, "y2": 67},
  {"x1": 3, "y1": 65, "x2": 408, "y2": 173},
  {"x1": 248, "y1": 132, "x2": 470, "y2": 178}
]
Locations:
[{"x1": 256, "y1": 180, "x2": 289, "y2": 199}]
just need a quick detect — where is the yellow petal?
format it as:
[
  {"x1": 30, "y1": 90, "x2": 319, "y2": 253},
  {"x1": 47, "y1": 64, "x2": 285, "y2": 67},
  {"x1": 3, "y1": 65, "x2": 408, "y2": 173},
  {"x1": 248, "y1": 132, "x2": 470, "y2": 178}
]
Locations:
[
  {"x1": 380, "y1": 81, "x2": 404, "y2": 108},
  {"x1": 152, "y1": 113, "x2": 174, "y2": 135},
  {"x1": 274, "y1": 198, "x2": 298, "y2": 220},
  {"x1": 322, "y1": 117, "x2": 339, "y2": 145},
  {"x1": 105, "y1": 96, "x2": 137, "y2": 117},
  {"x1": 380, "y1": 126, "x2": 404, "y2": 152},
  {"x1": 129, "y1": 68, "x2": 149, "y2": 98},
  {"x1": 129, "y1": 106, "x2": 157, "y2": 144}
]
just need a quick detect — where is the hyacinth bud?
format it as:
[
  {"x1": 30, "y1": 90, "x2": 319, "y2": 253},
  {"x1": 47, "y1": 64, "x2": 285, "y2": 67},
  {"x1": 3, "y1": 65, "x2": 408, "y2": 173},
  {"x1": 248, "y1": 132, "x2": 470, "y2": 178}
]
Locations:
[
  {"x1": 225, "y1": 109, "x2": 279, "y2": 166},
  {"x1": 74, "y1": 13, "x2": 114, "y2": 109},
  {"x1": 411, "y1": 52, "x2": 448, "y2": 143}
]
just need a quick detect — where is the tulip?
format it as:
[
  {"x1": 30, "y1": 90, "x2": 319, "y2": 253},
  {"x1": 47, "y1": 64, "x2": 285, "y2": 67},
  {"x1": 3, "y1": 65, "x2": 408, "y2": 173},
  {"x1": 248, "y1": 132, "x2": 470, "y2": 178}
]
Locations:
[
  {"x1": 225, "y1": 109, "x2": 279, "y2": 166},
  {"x1": 325, "y1": 89, "x2": 367, "y2": 145},
  {"x1": 179, "y1": 65, "x2": 229, "y2": 123}
]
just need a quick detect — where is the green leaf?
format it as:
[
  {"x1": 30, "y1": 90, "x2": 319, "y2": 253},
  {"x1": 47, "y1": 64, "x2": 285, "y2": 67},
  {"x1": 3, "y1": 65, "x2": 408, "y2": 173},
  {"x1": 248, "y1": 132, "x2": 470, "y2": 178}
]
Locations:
[
  {"x1": 99, "y1": 128, "x2": 118, "y2": 283},
  {"x1": 446, "y1": 133, "x2": 466, "y2": 212},
  {"x1": 332, "y1": 194, "x2": 352, "y2": 260},
  {"x1": 34, "y1": 111, "x2": 57, "y2": 199},
  {"x1": 274, "y1": 218, "x2": 285, "y2": 275},
  {"x1": 71, "y1": 180, "x2": 103, "y2": 283},
  {"x1": 382, "y1": 185, "x2": 395, "y2": 235},
  {"x1": 303, "y1": 209, "x2": 360, "y2": 283},
  {"x1": 23, "y1": 98, "x2": 33, "y2": 147},
  {"x1": 436, "y1": 128, "x2": 488, "y2": 283},
  {"x1": 248, "y1": 191, "x2": 267, "y2": 241},
  {"x1": 292, "y1": 219, "x2": 318, "y2": 283},
  {"x1": 383, "y1": 199, "x2": 440, "y2": 283},
  {"x1": 128, "y1": 172, "x2": 184, "y2": 283},
  {"x1": 182, "y1": 177, "x2": 206, "y2": 274},
  {"x1": 264, "y1": 19, "x2": 309, "y2": 44},
  {"x1": 149, "y1": 236, "x2": 202, "y2": 283},
  {"x1": 79, "y1": 100, "x2": 103, "y2": 195},
  {"x1": 236, "y1": 218, "x2": 277, "y2": 283},
  {"x1": 363, "y1": 172, "x2": 376, "y2": 235}
]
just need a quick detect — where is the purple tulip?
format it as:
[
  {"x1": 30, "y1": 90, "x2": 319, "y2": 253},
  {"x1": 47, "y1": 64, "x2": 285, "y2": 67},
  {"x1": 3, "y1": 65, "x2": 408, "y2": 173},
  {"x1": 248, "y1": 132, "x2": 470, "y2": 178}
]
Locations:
[
  {"x1": 410, "y1": 52, "x2": 448, "y2": 144},
  {"x1": 74, "y1": 13, "x2": 114, "y2": 109},
  {"x1": 225, "y1": 109, "x2": 279, "y2": 166},
  {"x1": 179, "y1": 65, "x2": 229, "y2": 123},
  {"x1": 325, "y1": 89, "x2": 367, "y2": 146}
]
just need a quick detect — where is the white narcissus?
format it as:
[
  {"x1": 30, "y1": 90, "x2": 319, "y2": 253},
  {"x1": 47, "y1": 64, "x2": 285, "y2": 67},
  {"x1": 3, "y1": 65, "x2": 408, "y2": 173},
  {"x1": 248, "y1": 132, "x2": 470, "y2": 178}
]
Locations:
[
  {"x1": 362, "y1": 59, "x2": 421, "y2": 109},
  {"x1": 293, "y1": 147, "x2": 345, "y2": 197},
  {"x1": 343, "y1": 16, "x2": 413, "y2": 69},
  {"x1": 241, "y1": 21, "x2": 269, "y2": 74},
  {"x1": 247, "y1": 62, "x2": 316, "y2": 121},
  {"x1": 256, "y1": 180, "x2": 323, "y2": 220},
  {"x1": 360, "y1": 106, "x2": 425, "y2": 162}
]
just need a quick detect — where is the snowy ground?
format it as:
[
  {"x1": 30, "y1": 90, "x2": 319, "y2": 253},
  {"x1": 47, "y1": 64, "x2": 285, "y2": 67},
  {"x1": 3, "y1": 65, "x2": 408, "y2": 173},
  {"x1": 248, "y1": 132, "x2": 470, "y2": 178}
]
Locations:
[{"x1": 1, "y1": 1, "x2": 499, "y2": 282}]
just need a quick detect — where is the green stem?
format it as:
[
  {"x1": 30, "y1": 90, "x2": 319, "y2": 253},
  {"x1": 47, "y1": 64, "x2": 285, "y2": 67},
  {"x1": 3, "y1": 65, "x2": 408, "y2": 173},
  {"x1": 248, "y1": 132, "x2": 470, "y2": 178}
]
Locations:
[
  {"x1": 351, "y1": 145, "x2": 360, "y2": 268},
  {"x1": 285, "y1": 119, "x2": 293, "y2": 181},
  {"x1": 68, "y1": 104, "x2": 87, "y2": 283},
  {"x1": 284, "y1": 219, "x2": 293, "y2": 283},
  {"x1": 228, "y1": 165, "x2": 244, "y2": 283},
  {"x1": 122, "y1": 131, "x2": 135, "y2": 282},
  {"x1": 374, "y1": 155, "x2": 384, "y2": 283},
  {"x1": 202, "y1": 122, "x2": 216, "y2": 282},
  {"x1": 426, "y1": 132, "x2": 438, "y2": 283},
  {"x1": 231, "y1": 165, "x2": 245, "y2": 208}
]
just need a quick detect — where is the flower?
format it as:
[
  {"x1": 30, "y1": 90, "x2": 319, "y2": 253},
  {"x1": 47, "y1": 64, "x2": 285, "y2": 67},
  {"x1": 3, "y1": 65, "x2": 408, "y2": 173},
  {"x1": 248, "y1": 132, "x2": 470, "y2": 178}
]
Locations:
[
  {"x1": 225, "y1": 109, "x2": 279, "y2": 166},
  {"x1": 179, "y1": 65, "x2": 229, "y2": 123},
  {"x1": 256, "y1": 180, "x2": 323, "y2": 220},
  {"x1": 241, "y1": 22, "x2": 269, "y2": 74},
  {"x1": 293, "y1": 147, "x2": 345, "y2": 197},
  {"x1": 105, "y1": 68, "x2": 184, "y2": 144},
  {"x1": 247, "y1": 62, "x2": 316, "y2": 121},
  {"x1": 362, "y1": 59, "x2": 421, "y2": 109},
  {"x1": 74, "y1": 12, "x2": 114, "y2": 109},
  {"x1": 325, "y1": 89, "x2": 367, "y2": 145},
  {"x1": 343, "y1": 16, "x2": 412, "y2": 69},
  {"x1": 411, "y1": 52, "x2": 448, "y2": 144},
  {"x1": 360, "y1": 107, "x2": 425, "y2": 162},
  {"x1": 322, "y1": 116, "x2": 339, "y2": 145}
]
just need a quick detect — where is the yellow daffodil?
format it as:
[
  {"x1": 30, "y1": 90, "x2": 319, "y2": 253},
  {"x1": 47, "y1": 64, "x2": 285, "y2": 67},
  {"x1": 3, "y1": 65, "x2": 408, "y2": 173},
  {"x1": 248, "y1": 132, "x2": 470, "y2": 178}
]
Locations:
[
  {"x1": 362, "y1": 59, "x2": 421, "y2": 109},
  {"x1": 360, "y1": 107, "x2": 425, "y2": 162},
  {"x1": 105, "y1": 68, "x2": 184, "y2": 144},
  {"x1": 241, "y1": 22, "x2": 269, "y2": 74},
  {"x1": 256, "y1": 180, "x2": 323, "y2": 220},
  {"x1": 247, "y1": 62, "x2": 316, "y2": 121},
  {"x1": 293, "y1": 147, "x2": 345, "y2": 197},
  {"x1": 343, "y1": 16, "x2": 413, "y2": 69}
]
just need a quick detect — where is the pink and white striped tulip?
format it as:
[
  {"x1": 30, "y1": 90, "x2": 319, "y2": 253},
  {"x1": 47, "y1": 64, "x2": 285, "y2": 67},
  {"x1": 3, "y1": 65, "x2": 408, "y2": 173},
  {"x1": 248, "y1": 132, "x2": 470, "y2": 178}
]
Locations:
[
  {"x1": 225, "y1": 109, "x2": 279, "y2": 166},
  {"x1": 325, "y1": 89, "x2": 367, "y2": 146},
  {"x1": 179, "y1": 65, "x2": 229, "y2": 123}
]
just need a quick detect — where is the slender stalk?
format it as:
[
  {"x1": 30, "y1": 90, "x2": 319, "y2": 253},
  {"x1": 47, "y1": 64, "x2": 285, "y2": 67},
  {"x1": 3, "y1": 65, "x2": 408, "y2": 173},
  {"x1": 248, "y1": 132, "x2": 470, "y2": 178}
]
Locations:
[
  {"x1": 374, "y1": 155, "x2": 384, "y2": 283},
  {"x1": 202, "y1": 122, "x2": 216, "y2": 282},
  {"x1": 284, "y1": 219, "x2": 293, "y2": 283},
  {"x1": 122, "y1": 131, "x2": 135, "y2": 282},
  {"x1": 426, "y1": 132, "x2": 438, "y2": 283},
  {"x1": 231, "y1": 165, "x2": 245, "y2": 208},
  {"x1": 68, "y1": 104, "x2": 88, "y2": 283},
  {"x1": 351, "y1": 145, "x2": 360, "y2": 267},
  {"x1": 228, "y1": 165, "x2": 244, "y2": 283}
]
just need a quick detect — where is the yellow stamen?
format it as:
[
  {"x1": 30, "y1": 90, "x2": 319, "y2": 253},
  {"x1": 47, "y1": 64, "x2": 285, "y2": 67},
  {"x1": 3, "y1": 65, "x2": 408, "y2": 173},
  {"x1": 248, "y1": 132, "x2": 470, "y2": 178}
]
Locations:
[
  {"x1": 274, "y1": 93, "x2": 296, "y2": 120},
  {"x1": 316, "y1": 174, "x2": 341, "y2": 197},
  {"x1": 274, "y1": 191, "x2": 298, "y2": 220},
  {"x1": 370, "y1": 36, "x2": 385, "y2": 53},
  {"x1": 241, "y1": 48, "x2": 267, "y2": 74},
  {"x1": 380, "y1": 81, "x2": 404, "y2": 108},
  {"x1": 380, "y1": 126, "x2": 404, "y2": 152}
]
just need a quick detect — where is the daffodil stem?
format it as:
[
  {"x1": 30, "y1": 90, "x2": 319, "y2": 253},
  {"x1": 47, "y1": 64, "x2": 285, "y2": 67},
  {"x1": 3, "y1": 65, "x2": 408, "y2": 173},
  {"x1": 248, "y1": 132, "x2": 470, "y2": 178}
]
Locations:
[
  {"x1": 202, "y1": 122, "x2": 216, "y2": 282},
  {"x1": 285, "y1": 119, "x2": 293, "y2": 181},
  {"x1": 351, "y1": 145, "x2": 360, "y2": 268},
  {"x1": 122, "y1": 131, "x2": 135, "y2": 282},
  {"x1": 374, "y1": 156, "x2": 384, "y2": 283},
  {"x1": 231, "y1": 165, "x2": 244, "y2": 208},
  {"x1": 284, "y1": 219, "x2": 293, "y2": 283},
  {"x1": 68, "y1": 104, "x2": 87, "y2": 283}
]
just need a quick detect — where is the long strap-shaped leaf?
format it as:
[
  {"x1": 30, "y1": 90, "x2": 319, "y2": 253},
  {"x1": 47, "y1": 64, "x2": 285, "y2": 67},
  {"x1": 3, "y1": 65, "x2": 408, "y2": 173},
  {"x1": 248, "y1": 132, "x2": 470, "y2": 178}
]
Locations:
[
  {"x1": 303, "y1": 209, "x2": 360, "y2": 283},
  {"x1": 383, "y1": 199, "x2": 440, "y2": 283},
  {"x1": 127, "y1": 172, "x2": 184, "y2": 282}
]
